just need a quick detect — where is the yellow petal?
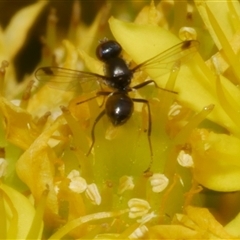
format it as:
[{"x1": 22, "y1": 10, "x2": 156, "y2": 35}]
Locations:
[
  {"x1": 109, "y1": 17, "x2": 179, "y2": 67},
  {"x1": 190, "y1": 129, "x2": 240, "y2": 191},
  {"x1": 225, "y1": 210, "x2": 240, "y2": 237},
  {"x1": 0, "y1": 97, "x2": 39, "y2": 149},
  {"x1": 108, "y1": 17, "x2": 240, "y2": 135},
  {"x1": 134, "y1": 1, "x2": 161, "y2": 25},
  {"x1": 16, "y1": 117, "x2": 67, "y2": 215},
  {"x1": 28, "y1": 40, "x2": 77, "y2": 117},
  {"x1": 3, "y1": 1, "x2": 47, "y2": 59},
  {"x1": 0, "y1": 183, "x2": 43, "y2": 239},
  {"x1": 195, "y1": 1, "x2": 240, "y2": 49},
  {"x1": 149, "y1": 225, "x2": 201, "y2": 239},
  {"x1": 185, "y1": 206, "x2": 233, "y2": 238},
  {"x1": 78, "y1": 48, "x2": 103, "y2": 75}
]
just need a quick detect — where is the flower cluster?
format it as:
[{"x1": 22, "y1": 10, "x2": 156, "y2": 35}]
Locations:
[{"x1": 0, "y1": 0, "x2": 240, "y2": 239}]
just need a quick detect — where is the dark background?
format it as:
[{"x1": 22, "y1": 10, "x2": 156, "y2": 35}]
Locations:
[
  {"x1": 0, "y1": 0, "x2": 107, "y2": 81},
  {"x1": 0, "y1": 0, "x2": 149, "y2": 81}
]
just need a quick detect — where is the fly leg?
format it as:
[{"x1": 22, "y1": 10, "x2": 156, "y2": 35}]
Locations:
[
  {"x1": 86, "y1": 109, "x2": 105, "y2": 156},
  {"x1": 132, "y1": 98, "x2": 153, "y2": 173},
  {"x1": 76, "y1": 91, "x2": 111, "y2": 105},
  {"x1": 76, "y1": 91, "x2": 111, "y2": 156},
  {"x1": 132, "y1": 80, "x2": 177, "y2": 94}
]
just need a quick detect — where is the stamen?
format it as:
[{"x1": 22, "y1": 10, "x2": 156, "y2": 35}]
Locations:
[
  {"x1": 129, "y1": 225, "x2": 148, "y2": 239},
  {"x1": 177, "y1": 150, "x2": 194, "y2": 167},
  {"x1": 137, "y1": 211, "x2": 157, "y2": 224},
  {"x1": 128, "y1": 198, "x2": 151, "y2": 219},
  {"x1": 149, "y1": 173, "x2": 169, "y2": 193},
  {"x1": 67, "y1": 170, "x2": 87, "y2": 193},
  {"x1": 168, "y1": 102, "x2": 182, "y2": 119},
  {"x1": 118, "y1": 175, "x2": 134, "y2": 194},
  {"x1": 85, "y1": 183, "x2": 101, "y2": 205},
  {"x1": 179, "y1": 27, "x2": 197, "y2": 41},
  {"x1": 35, "y1": 111, "x2": 51, "y2": 128}
]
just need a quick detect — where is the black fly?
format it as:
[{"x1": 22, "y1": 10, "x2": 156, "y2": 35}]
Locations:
[{"x1": 35, "y1": 39, "x2": 199, "y2": 172}]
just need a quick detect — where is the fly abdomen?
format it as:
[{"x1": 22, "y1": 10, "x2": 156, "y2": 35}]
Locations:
[{"x1": 105, "y1": 92, "x2": 134, "y2": 126}]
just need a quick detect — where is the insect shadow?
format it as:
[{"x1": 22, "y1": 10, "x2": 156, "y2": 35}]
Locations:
[{"x1": 35, "y1": 39, "x2": 199, "y2": 172}]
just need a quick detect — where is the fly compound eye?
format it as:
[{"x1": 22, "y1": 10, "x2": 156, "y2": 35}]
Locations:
[{"x1": 96, "y1": 40, "x2": 122, "y2": 62}]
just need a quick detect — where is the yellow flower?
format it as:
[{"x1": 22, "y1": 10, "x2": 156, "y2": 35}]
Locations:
[
  {"x1": 1, "y1": 0, "x2": 240, "y2": 239},
  {"x1": 0, "y1": 1, "x2": 47, "y2": 98},
  {"x1": 0, "y1": 182, "x2": 45, "y2": 239}
]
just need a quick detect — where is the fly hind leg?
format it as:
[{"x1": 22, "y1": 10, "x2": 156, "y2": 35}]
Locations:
[
  {"x1": 132, "y1": 98, "x2": 153, "y2": 173},
  {"x1": 132, "y1": 80, "x2": 177, "y2": 94},
  {"x1": 76, "y1": 91, "x2": 110, "y2": 156},
  {"x1": 86, "y1": 109, "x2": 105, "y2": 156}
]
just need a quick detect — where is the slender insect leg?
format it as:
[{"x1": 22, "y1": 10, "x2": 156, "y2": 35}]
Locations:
[
  {"x1": 132, "y1": 80, "x2": 177, "y2": 94},
  {"x1": 132, "y1": 98, "x2": 153, "y2": 172},
  {"x1": 97, "y1": 91, "x2": 111, "y2": 108},
  {"x1": 77, "y1": 95, "x2": 99, "y2": 105},
  {"x1": 76, "y1": 91, "x2": 111, "y2": 105},
  {"x1": 76, "y1": 91, "x2": 111, "y2": 156},
  {"x1": 86, "y1": 109, "x2": 106, "y2": 156},
  {"x1": 98, "y1": 84, "x2": 107, "y2": 108},
  {"x1": 95, "y1": 91, "x2": 112, "y2": 108}
]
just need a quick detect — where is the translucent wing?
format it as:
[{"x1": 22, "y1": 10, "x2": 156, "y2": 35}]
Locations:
[
  {"x1": 35, "y1": 40, "x2": 199, "y2": 92},
  {"x1": 35, "y1": 67, "x2": 107, "y2": 93},
  {"x1": 132, "y1": 40, "x2": 199, "y2": 75}
]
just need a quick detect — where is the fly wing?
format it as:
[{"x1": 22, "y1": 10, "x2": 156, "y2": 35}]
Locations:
[
  {"x1": 132, "y1": 40, "x2": 199, "y2": 77},
  {"x1": 35, "y1": 67, "x2": 107, "y2": 93}
]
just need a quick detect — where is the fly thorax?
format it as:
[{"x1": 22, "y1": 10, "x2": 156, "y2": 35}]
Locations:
[{"x1": 105, "y1": 57, "x2": 133, "y2": 89}]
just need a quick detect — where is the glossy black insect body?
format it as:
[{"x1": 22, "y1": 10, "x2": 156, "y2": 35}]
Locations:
[
  {"x1": 97, "y1": 40, "x2": 133, "y2": 90},
  {"x1": 35, "y1": 39, "x2": 199, "y2": 172}
]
